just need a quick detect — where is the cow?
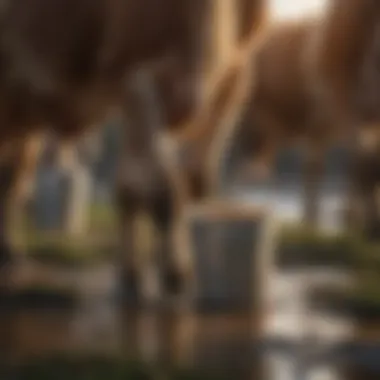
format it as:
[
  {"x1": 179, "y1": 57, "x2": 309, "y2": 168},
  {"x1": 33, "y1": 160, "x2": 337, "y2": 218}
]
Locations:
[{"x1": 189, "y1": 9, "x2": 380, "y2": 236}]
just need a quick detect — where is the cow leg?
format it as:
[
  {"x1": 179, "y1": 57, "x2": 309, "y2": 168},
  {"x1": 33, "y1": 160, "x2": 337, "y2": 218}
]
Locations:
[
  {"x1": 0, "y1": 159, "x2": 18, "y2": 269},
  {"x1": 0, "y1": 135, "x2": 44, "y2": 297},
  {"x1": 0, "y1": 156, "x2": 18, "y2": 299},
  {"x1": 116, "y1": 67, "x2": 168, "y2": 302},
  {"x1": 344, "y1": 149, "x2": 361, "y2": 231},
  {"x1": 10, "y1": 135, "x2": 43, "y2": 252},
  {"x1": 302, "y1": 137, "x2": 327, "y2": 228},
  {"x1": 363, "y1": 148, "x2": 380, "y2": 240},
  {"x1": 231, "y1": 106, "x2": 281, "y2": 185},
  {"x1": 362, "y1": 183, "x2": 380, "y2": 241},
  {"x1": 346, "y1": 146, "x2": 380, "y2": 239},
  {"x1": 114, "y1": 184, "x2": 142, "y2": 304},
  {"x1": 343, "y1": 126, "x2": 377, "y2": 233},
  {"x1": 0, "y1": 135, "x2": 42, "y2": 268},
  {"x1": 149, "y1": 185, "x2": 184, "y2": 297}
]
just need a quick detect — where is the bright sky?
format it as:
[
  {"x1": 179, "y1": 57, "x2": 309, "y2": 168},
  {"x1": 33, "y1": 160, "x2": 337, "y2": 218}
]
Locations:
[{"x1": 269, "y1": 0, "x2": 327, "y2": 21}]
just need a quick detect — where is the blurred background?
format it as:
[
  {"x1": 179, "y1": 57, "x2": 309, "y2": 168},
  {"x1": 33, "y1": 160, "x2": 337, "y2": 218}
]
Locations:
[{"x1": 0, "y1": 1, "x2": 380, "y2": 380}]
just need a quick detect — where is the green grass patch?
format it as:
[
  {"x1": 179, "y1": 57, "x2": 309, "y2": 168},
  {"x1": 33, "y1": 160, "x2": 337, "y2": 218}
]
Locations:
[
  {"x1": 23, "y1": 214, "x2": 380, "y2": 269},
  {"x1": 310, "y1": 274, "x2": 380, "y2": 321},
  {"x1": 24, "y1": 202, "x2": 118, "y2": 266},
  {"x1": 25, "y1": 230, "x2": 115, "y2": 267},
  {"x1": 88, "y1": 201, "x2": 117, "y2": 232},
  {"x1": 24, "y1": 202, "x2": 156, "y2": 267},
  {"x1": 278, "y1": 223, "x2": 380, "y2": 268}
]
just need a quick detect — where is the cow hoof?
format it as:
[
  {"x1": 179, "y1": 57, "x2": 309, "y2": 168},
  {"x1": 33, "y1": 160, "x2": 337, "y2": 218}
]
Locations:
[{"x1": 162, "y1": 269, "x2": 185, "y2": 296}]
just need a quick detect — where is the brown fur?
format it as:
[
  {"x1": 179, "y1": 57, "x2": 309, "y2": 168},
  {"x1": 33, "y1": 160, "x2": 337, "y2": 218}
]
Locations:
[
  {"x1": 208, "y1": 19, "x2": 332, "y2": 225},
  {"x1": 173, "y1": 19, "x2": 326, "y2": 213},
  {"x1": 0, "y1": 0, "x2": 215, "y2": 140},
  {"x1": 226, "y1": 6, "x2": 380, "y2": 229},
  {"x1": 311, "y1": 0, "x2": 380, "y2": 129}
]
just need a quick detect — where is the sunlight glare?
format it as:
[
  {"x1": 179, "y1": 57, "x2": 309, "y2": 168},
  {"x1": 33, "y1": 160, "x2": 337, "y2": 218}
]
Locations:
[{"x1": 269, "y1": 0, "x2": 327, "y2": 21}]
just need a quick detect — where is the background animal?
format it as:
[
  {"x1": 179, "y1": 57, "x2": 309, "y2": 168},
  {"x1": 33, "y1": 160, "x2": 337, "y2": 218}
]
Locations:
[{"x1": 213, "y1": 10, "x2": 380, "y2": 234}]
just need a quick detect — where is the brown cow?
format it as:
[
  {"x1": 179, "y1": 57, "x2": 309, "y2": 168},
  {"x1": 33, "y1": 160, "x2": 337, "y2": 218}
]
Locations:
[
  {"x1": 0, "y1": 0, "x2": 268, "y2": 302},
  {"x1": 140, "y1": 0, "x2": 380, "y2": 245},
  {"x1": 205, "y1": 13, "x2": 380, "y2": 232},
  {"x1": 168, "y1": 19, "x2": 330, "y2": 227},
  {"x1": 230, "y1": 19, "x2": 333, "y2": 225}
]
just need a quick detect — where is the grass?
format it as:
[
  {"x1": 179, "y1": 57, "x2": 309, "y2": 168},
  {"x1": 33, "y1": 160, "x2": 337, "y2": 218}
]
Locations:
[
  {"x1": 23, "y1": 202, "x2": 155, "y2": 267},
  {"x1": 278, "y1": 223, "x2": 380, "y2": 268},
  {"x1": 278, "y1": 224, "x2": 380, "y2": 318},
  {"x1": 26, "y1": 232, "x2": 115, "y2": 267},
  {"x1": 22, "y1": 204, "x2": 380, "y2": 274},
  {"x1": 23, "y1": 202, "x2": 118, "y2": 267},
  {"x1": 310, "y1": 284, "x2": 380, "y2": 321},
  {"x1": 24, "y1": 203, "x2": 380, "y2": 267}
]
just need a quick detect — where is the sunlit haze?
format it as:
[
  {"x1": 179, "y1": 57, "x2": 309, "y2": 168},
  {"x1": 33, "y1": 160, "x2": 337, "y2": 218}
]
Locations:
[{"x1": 270, "y1": 0, "x2": 327, "y2": 21}]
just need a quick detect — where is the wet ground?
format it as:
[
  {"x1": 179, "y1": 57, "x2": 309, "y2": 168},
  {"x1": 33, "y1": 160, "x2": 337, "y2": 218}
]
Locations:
[{"x1": 0, "y1": 265, "x2": 379, "y2": 379}]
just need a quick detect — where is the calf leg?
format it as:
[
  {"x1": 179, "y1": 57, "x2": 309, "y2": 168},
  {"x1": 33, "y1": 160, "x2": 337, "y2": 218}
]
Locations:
[
  {"x1": 149, "y1": 186, "x2": 184, "y2": 297},
  {"x1": 115, "y1": 68, "x2": 161, "y2": 303},
  {"x1": 114, "y1": 185, "x2": 141, "y2": 303}
]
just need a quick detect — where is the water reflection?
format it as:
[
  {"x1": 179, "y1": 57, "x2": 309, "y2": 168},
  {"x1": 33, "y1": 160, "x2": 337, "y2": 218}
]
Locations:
[
  {"x1": 1, "y1": 260, "x2": 380, "y2": 380},
  {"x1": 0, "y1": 258, "x2": 379, "y2": 379},
  {"x1": 0, "y1": 302, "x2": 379, "y2": 379},
  {"x1": 0, "y1": 306, "x2": 258, "y2": 369}
]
